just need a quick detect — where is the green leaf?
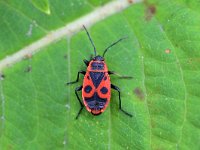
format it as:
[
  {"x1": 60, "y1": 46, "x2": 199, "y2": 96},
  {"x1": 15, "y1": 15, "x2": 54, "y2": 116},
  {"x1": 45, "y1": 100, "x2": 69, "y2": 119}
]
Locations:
[
  {"x1": 0, "y1": 0, "x2": 96, "y2": 59},
  {"x1": 30, "y1": 0, "x2": 51, "y2": 15},
  {"x1": 1, "y1": 0, "x2": 200, "y2": 149},
  {"x1": 87, "y1": 0, "x2": 109, "y2": 6}
]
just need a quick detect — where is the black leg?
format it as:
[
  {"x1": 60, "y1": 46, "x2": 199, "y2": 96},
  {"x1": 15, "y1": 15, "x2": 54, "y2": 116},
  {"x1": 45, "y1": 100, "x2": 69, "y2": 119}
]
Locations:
[
  {"x1": 83, "y1": 59, "x2": 89, "y2": 66},
  {"x1": 83, "y1": 54, "x2": 94, "y2": 66},
  {"x1": 66, "y1": 71, "x2": 86, "y2": 85},
  {"x1": 75, "y1": 86, "x2": 84, "y2": 119},
  {"x1": 111, "y1": 84, "x2": 132, "y2": 117},
  {"x1": 108, "y1": 71, "x2": 133, "y2": 79}
]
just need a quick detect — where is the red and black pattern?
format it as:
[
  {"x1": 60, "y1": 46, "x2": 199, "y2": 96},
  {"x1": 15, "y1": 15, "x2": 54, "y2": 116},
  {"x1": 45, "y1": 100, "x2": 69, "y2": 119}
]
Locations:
[
  {"x1": 82, "y1": 61, "x2": 111, "y2": 115},
  {"x1": 67, "y1": 26, "x2": 132, "y2": 119}
]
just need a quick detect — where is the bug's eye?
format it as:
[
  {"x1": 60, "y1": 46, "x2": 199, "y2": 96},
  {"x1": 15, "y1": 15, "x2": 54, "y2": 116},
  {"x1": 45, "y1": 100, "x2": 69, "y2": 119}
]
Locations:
[
  {"x1": 100, "y1": 87, "x2": 108, "y2": 94},
  {"x1": 84, "y1": 85, "x2": 92, "y2": 93}
]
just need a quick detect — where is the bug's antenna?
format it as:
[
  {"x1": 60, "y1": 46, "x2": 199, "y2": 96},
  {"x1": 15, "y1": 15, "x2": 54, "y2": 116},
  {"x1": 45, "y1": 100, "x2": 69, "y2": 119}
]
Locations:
[
  {"x1": 83, "y1": 25, "x2": 97, "y2": 57},
  {"x1": 102, "y1": 37, "x2": 127, "y2": 57}
]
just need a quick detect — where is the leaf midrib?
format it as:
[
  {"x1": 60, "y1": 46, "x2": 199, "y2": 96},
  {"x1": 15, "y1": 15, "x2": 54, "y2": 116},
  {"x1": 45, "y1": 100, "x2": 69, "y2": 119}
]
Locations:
[{"x1": 0, "y1": 0, "x2": 143, "y2": 71}]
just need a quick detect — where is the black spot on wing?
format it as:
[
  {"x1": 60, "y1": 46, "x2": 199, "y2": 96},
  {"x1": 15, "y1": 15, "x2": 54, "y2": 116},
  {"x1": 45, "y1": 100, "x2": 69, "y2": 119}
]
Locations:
[
  {"x1": 84, "y1": 85, "x2": 92, "y2": 93},
  {"x1": 89, "y1": 72, "x2": 104, "y2": 88},
  {"x1": 85, "y1": 92, "x2": 107, "y2": 109},
  {"x1": 100, "y1": 87, "x2": 108, "y2": 94}
]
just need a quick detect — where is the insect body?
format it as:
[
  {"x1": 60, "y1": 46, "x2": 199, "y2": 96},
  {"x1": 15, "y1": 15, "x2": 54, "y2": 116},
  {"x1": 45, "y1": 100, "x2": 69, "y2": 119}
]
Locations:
[
  {"x1": 82, "y1": 56, "x2": 111, "y2": 115},
  {"x1": 67, "y1": 26, "x2": 132, "y2": 119}
]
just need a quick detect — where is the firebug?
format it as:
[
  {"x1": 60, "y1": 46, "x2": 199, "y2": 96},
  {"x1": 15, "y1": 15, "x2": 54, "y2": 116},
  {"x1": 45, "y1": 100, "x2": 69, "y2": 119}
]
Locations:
[{"x1": 67, "y1": 26, "x2": 132, "y2": 119}]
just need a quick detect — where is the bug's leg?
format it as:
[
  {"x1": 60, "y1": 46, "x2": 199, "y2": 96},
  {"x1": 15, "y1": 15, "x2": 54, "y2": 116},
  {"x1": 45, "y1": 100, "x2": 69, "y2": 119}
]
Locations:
[
  {"x1": 83, "y1": 59, "x2": 89, "y2": 66},
  {"x1": 111, "y1": 84, "x2": 132, "y2": 117},
  {"x1": 66, "y1": 71, "x2": 86, "y2": 85},
  {"x1": 108, "y1": 71, "x2": 133, "y2": 79},
  {"x1": 75, "y1": 85, "x2": 84, "y2": 119},
  {"x1": 83, "y1": 54, "x2": 94, "y2": 66}
]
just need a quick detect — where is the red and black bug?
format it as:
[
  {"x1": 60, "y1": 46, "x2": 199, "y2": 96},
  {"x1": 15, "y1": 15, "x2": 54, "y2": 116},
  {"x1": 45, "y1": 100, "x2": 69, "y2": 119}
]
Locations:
[{"x1": 67, "y1": 26, "x2": 132, "y2": 119}]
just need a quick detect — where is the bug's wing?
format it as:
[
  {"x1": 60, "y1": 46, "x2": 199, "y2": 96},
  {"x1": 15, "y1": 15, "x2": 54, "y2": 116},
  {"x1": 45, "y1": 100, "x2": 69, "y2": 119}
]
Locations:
[
  {"x1": 96, "y1": 72, "x2": 111, "y2": 100},
  {"x1": 95, "y1": 72, "x2": 111, "y2": 112},
  {"x1": 82, "y1": 72, "x2": 111, "y2": 113},
  {"x1": 82, "y1": 72, "x2": 95, "y2": 98}
]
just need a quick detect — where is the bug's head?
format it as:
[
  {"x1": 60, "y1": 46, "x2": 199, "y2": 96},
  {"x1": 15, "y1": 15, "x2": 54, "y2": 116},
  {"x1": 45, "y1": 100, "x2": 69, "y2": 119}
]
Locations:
[{"x1": 93, "y1": 55, "x2": 104, "y2": 61}]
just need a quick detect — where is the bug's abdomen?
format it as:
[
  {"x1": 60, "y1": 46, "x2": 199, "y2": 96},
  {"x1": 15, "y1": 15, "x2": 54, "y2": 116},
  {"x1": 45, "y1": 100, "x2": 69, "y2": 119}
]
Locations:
[{"x1": 82, "y1": 71, "x2": 111, "y2": 115}]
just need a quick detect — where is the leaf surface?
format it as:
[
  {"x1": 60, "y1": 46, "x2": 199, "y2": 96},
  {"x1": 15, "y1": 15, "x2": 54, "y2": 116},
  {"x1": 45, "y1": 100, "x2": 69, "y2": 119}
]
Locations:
[
  {"x1": 0, "y1": 0, "x2": 200, "y2": 149},
  {"x1": 31, "y1": 0, "x2": 50, "y2": 15}
]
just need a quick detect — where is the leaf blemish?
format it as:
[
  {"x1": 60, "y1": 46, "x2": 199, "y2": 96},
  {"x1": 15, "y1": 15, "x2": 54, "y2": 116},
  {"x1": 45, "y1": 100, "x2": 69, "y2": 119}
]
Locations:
[
  {"x1": 145, "y1": 4, "x2": 156, "y2": 21},
  {"x1": 64, "y1": 54, "x2": 68, "y2": 59},
  {"x1": 165, "y1": 49, "x2": 171, "y2": 54},
  {"x1": 0, "y1": 73, "x2": 5, "y2": 80},
  {"x1": 24, "y1": 66, "x2": 32, "y2": 73},
  {"x1": 65, "y1": 104, "x2": 70, "y2": 109},
  {"x1": 26, "y1": 24, "x2": 33, "y2": 37},
  {"x1": 134, "y1": 87, "x2": 144, "y2": 100},
  {"x1": 127, "y1": 0, "x2": 134, "y2": 4},
  {"x1": 63, "y1": 140, "x2": 66, "y2": 145},
  {"x1": 24, "y1": 53, "x2": 33, "y2": 59},
  {"x1": 26, "y1": 20, "x2": 38, "y2": 37}
]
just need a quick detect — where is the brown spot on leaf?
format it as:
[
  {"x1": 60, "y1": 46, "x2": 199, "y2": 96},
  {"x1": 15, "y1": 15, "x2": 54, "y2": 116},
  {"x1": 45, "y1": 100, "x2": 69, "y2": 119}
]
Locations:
[
  {"x1": 134, "y1": 87, "x2": 144, "y2": 100},
  {"x1": 145, "y1": 5, "x2": 156, "y2": 21},
  {"x1": 144, "y1": 0, "x2": 156, "y2": 21},
  {"x1": 24, "y1": 54, "x2": 33, "y2": 59},
  {"x1": 127, "y1": 0, "x2": 134, "y2": 3},
  {"x1": 165, "y1": 49, "x2": 171, "y2": 54},
  {"x1": 149, "y1": 5, "x2": 156, "y2": 14}
]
